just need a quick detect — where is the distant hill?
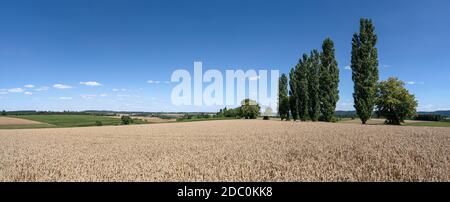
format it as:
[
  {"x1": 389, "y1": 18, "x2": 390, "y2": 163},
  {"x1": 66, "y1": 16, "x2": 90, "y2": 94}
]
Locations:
[
  {"x1": 335, "y1": 110, "x2": 356, "y2": 117},
  {"x1": 418, "y1": 110, "x2": 450, "y2": 117}
]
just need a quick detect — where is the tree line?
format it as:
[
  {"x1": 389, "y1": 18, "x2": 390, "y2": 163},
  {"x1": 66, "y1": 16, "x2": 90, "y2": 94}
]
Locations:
[
  {"x1": 279, "y1": 18, "x2": 417, "y2": 125},
  {"x1": 278, "y1": 38, "x2": 340, "y2": 122}
]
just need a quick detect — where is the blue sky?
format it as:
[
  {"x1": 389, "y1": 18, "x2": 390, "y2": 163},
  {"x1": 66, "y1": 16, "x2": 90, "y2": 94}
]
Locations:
[{"x1": 1, "y1": 0, "x2": 449, "y2": 112}]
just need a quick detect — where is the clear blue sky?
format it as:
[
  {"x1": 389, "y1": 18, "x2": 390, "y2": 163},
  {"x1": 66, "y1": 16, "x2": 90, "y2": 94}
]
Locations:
[{"x1": 1, "y1": 0, "x2": 449, "y2": 112}]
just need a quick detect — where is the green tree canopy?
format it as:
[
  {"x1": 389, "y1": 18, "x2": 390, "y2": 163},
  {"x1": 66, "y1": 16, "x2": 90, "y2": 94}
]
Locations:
[
  {"x1": 351, "y1": 18, "x2": 379, "y2": 124},
  {"x1": 319, "y1": 38, "x2": 340, "y2": 122},
  {"x1": 308, "y1": 50, "x2": 321, "y2": 121},
  {"x1": 239, "y1": 99, "x2": 261, "y2": 119},
  {"x1": 297, "y1": 54, "x2": 309, "y2": 121},
  {"x1": 288, "y1": 68, "x2": 298, "y2": 121},
  {"x1": 375, "y1": 77, "x2": 418, "y2": 125},
  {"x1": 278, "y1": 74, "x2": 290, "y2": 120}
]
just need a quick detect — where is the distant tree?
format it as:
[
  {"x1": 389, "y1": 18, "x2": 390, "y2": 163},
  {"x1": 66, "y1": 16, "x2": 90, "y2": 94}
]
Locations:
[
  {"x1": 319, "y1": 38, "x2": 340, "y2": 122},
  {"x1": 297, "y1": 54, "x2": 309, "y2": 121},
  {"x1": 278, "y1": 74, "x2": 290, "y2": 120},
  {"x1": 375, "y1": 77, "x2": 418, "y2": 125},
  {"x1": 288, "y1": 68, "x2": 298, "y2": 121},
  {"x1": 239, "y1": 99, "x2": 261, "y2": 119},
  {"x1": 263, "y1": 107, "x2": 273, "y2": 117},
  {"x1": 221, "y1": 107, "x2": 239, "y2": 118},
  {"x1": 121, "y1": 116, "x2": 133, "y2": 125},
  {"x1": 95, "y1": 120, "x2": 103, "y2": 126},
  {"x1": 1, "y1": 110, "x2": 6, "y2": 116},
  {"x1": 351, "y1": 18, "x2": 379, "y2": 124},
  {"x1": 308, "y1": 50, "x2": 321, "y2": 121}
]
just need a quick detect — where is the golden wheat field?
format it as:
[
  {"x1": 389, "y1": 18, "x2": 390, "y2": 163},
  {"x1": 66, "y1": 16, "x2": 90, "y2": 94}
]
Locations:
[{"x1": 0, "y1": 120, "x2": 449, "y2": 182}]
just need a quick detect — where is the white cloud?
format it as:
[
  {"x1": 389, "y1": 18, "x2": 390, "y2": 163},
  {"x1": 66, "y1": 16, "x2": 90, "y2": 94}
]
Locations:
[
  {"x1": 24, "y1": 84, "x2": 35, "y2": 88},
  {"x1": 0, "y1": 91, "x2": 8, "y2": 95},
  {"x1": 80, "y1": 81, "x2": 102, "y2": 86},
  {"x1": 99, "y1": 93, "x2": 108, "y2": 97},
  {"x1": 80, "y1": 94, "x2": 97, "y2": 99},
  {"x1": 53, "y1": 84, "x2": 72, "y2": 89},
  {"x1": 406, "y1": 81, "x2": 424, "y2": 85},
  {"x1": 59, "y1": 97, "x2": 72, "y2": 100},
  {"x1": 147, "y1": 80, "x2": 161, "y2": 84},
  {"x1": 113, "y1": 88, "x2": 127, "y2": 92},
  {"x1": 344, "y1": 65, "x2": 351, "y2": 70},
  {"x1": 35, "y1": 86, "x2": 49, "y2": 91},
  {"x1": 8, "y1": 88, "x2": 24, "y2": 93},
  {"x1": 24, "y1": 92, "x2": 33, "y2": 95}
]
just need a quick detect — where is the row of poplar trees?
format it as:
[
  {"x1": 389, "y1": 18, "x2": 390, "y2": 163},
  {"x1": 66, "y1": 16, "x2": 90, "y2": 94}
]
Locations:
[
  {"x1": 279, "y1": 18, "x2": 380, "y2": 124},
  {"x1": 278, "y1": 38, "x2": 340, "y2": 122}
]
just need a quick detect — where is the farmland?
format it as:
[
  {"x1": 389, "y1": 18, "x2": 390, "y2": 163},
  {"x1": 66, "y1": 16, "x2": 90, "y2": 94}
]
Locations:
[
  {"x1": 0, "y1": 115, "x2": 146, "y2": 129},
  {"x1": 1, "y1": 120, "x2": 449, "y2": 182},
  {"x1": 404, "y1": 120, "x2": 450, "y2": 127}
]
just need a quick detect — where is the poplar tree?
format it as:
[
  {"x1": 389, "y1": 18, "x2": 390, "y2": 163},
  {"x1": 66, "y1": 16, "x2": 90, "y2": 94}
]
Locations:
[
  {"x1": 308, "y1": 50, "x2": 321, "y2": 121},
  {"x1": 351, "y1": 18, "x2": 379, "y2": 124},
  {"x1": 289, "y1": 68, "x2": 298, "y2": 121},
  {"x1": 297, "y1": 54, "x2": 309, "y2": 121},
  {"x1": 278, "y1": 74, "x2": 289, "y2": 120},
  {"x1": 319, "y1": 38, "x2": 340, "y2": 122}
]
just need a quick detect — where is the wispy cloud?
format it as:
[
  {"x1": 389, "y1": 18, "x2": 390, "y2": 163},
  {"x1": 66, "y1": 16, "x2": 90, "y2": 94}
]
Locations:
[
  {"x1": 80, "y1": 81, "x2": 102, "y2": 86},
  {"x1": 8, "y1": 88, "x2": 24, "y2": 93},
  {"x1": 53, "y1": 84, "x2": 73, "y2": 89},
  {"x1": 80, "y1": 94, "x2": 97, "y2": 99},
  {"x1": 24, "y1": 92, "x2": 33, "y2": 95},
  {"x1": 59, "y1": 97, "x2": 72, "y2": 100},
  {"x1": 344, "y1": 65, "x2": 351, "y2": 70},
  {"x1": 99, "y1": 93, "x2": 108, "y2": 97},
  {"x1": 147, "y1": 80, "x2": 161, "y2": 84},
  {"x1": 406, "y1": 81, "x2": 424, "y2": 85},
  {"x1": 24, "y1": 84, "x2": 35, "y2": 88},
  {"x1": 35, "y1": 86, "x2": 49, "y2": 91},
  {"x1": 113, "y1": 88, "x2": 127, "y2": 92}
]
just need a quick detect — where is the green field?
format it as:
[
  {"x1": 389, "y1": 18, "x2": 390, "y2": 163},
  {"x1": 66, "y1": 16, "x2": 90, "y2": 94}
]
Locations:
[
  {"x1": 0, "y1": 115, "x2": 146, "y2": 129},
  {"x1": 404, "y1": 121, "x2": 450, "y2": 127}
]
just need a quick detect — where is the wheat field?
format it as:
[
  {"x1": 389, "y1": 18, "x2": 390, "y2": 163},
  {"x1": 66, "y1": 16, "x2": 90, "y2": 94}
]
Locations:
[{"x1": 0, "y1": 120, "x2": 449, "y2": 182}]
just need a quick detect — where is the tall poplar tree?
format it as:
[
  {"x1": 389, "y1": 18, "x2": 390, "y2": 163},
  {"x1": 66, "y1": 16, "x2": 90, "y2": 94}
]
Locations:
[
  {"x1": 278, "y1": 74, "x2": 289, "y2": 120},
  {"x1": 319, "y1": 38, "x2": 340, "y2": 122},
  {"x1": 297, "y1": 54, "x2": 309, "y2": 121},
  {"x1": 289, "y1": 68, "x2": 298, "y2": 121},
  {"x1": 351, "y1": 18, "x2": 379, "y2": 124},
  {"x1": 308, "y1": 50, "x2": 321, "y2": 121}
]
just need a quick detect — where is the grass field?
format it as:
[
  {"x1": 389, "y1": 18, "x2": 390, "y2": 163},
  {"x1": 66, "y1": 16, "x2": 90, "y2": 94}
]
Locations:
[
  {"x1": 338, "y1": 118, "x2": 450, "y2": 127},
  {"x1": 0, "y1": 115, "x2": 146, "y2": 129},
  {"x1": 404, "y1": 121, "x2": 450, "y2": 127},
  {"x1": 1, "y1": 120, "x2": 449, "y2": 182}
]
